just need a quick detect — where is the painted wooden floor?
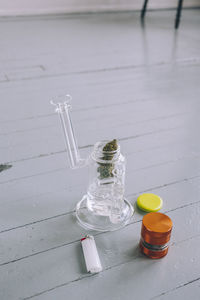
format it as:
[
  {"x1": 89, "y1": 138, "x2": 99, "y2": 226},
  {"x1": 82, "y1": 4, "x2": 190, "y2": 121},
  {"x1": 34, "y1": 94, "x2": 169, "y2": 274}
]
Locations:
[{"x1": 0, "y1": 9, "x2": 200, "y2": 300}]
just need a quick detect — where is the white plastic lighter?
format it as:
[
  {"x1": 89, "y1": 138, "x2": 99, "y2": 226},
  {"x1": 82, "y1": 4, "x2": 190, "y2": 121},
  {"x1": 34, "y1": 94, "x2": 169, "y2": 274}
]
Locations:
[{"x1": 81, "y1": 235, "x2": 102, "y2": 273}]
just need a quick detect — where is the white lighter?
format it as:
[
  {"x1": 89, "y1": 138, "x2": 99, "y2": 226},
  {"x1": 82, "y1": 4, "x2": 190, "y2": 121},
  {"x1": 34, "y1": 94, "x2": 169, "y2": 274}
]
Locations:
[{"x1": 81, "y1": 235, "x2": 102, "y2": 273}]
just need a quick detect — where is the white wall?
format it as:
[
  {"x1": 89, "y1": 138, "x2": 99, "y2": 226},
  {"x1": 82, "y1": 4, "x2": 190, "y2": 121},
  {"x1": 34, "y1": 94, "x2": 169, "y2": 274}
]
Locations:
[{"x1": 0, "y1": 0, "x2": 199, "y2": 16}]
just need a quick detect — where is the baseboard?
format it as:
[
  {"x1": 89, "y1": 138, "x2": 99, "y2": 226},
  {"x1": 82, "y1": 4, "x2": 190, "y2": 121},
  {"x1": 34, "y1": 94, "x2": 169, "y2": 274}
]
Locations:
[{"x1": 0, "y1": 0, "x2": 199, "y2": 16}]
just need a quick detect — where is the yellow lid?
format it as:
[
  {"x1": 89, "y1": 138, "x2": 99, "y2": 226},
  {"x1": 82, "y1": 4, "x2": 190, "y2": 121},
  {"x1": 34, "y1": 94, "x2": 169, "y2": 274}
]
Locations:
[{"x1": 137, "y1": 193, "x2": 163, "y2": 212}]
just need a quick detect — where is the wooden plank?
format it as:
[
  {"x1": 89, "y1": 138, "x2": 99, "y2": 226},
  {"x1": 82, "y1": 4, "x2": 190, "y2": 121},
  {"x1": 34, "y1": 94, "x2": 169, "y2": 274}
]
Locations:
[
  {"x1": 0, "y1": 177, "x2": 199, "y2": 265},
  {"x1": 0, "y1": 102, "x2": 198, "y2": 163},
  {"x1": 1, "y1": 93, "x2": 196, "y2": 135},
  {"x1": 0, "y1": 201, "x2": 199, "y2": 300},
  {"x1": 155, "y1": 278, "x2": 200, "y2": 300},
  {"x1": 1, "y1": 130, "x2": 199, "y2": 191},
  {"x1": 28, "y1": 236, "x2": 200, "y2": 300},
  {"x1": 0, "y1": 58, "x2": 199, "y2": 164},
  {"x1": 0, "y1": 61, "x2": 200, "y2": 123},
  {"x1": 1, "y1": 123, "x2": 198, "y2": 183},
  {"x1": 0, "y1": 11, "x2": 199, "y2": 82},
  {"x1": 0, "y1": 150, "x2": 200, "y2": 232}
]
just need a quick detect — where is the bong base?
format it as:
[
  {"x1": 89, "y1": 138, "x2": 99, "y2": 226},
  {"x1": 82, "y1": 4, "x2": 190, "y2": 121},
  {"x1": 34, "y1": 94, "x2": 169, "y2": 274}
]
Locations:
[{"x1": 76, "y1": 195, "x2": 134, "y2": 231}]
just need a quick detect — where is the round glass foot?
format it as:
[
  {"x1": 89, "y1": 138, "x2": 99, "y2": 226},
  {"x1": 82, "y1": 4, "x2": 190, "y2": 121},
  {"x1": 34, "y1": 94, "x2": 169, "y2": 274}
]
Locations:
[{"x1": 75, "y1": 195, "x2": 134, "y2": 231}]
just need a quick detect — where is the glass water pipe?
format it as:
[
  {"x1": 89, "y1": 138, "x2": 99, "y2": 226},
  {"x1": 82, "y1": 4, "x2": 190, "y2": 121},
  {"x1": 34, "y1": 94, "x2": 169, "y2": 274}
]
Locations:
[{"x1": 51, "y1": 95, "x2": 133, "y2": 231}]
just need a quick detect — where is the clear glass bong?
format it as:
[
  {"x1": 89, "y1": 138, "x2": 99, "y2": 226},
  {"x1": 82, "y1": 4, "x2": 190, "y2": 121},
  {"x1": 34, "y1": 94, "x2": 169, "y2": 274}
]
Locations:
[{"x1": 51, "y1": 95, "x2": 133, "y2": 231}]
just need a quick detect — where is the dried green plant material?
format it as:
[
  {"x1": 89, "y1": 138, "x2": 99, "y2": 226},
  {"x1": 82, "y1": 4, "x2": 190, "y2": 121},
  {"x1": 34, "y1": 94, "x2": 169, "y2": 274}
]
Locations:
[
  {"x1": 97, "y1": 139, "x2": 118, "y2": 179},
  {"x1": 103, "y1": 139, "x2": 118, "y2": 152},
  {"x1": 0, "y1": 164, "x2": 12, "y2": 173}
]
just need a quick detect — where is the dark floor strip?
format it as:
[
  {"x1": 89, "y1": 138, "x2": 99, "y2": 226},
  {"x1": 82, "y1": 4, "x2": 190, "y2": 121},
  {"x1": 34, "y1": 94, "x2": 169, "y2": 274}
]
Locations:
[{"x1": 151, "y1": 277, "x2": 200, "y2": 299}]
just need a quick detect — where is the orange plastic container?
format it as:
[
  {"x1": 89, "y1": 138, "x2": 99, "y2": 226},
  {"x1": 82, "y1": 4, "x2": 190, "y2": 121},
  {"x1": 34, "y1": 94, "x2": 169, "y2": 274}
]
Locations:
[{"x1": 140, "y1": 212, "x2": 173, "y2": 259}]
